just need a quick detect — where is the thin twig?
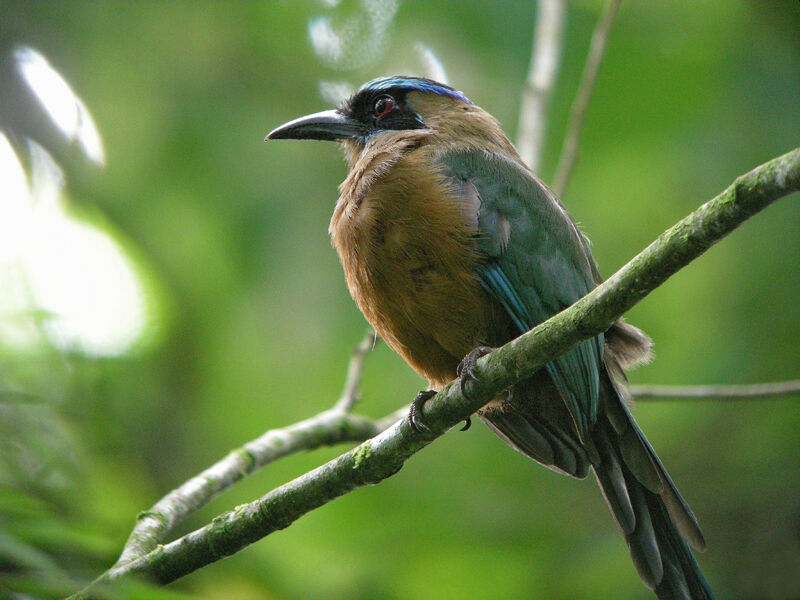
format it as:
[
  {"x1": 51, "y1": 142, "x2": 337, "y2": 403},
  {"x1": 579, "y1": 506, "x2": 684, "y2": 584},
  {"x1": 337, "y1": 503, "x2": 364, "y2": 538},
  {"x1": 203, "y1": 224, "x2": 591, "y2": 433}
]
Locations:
[
  {"x1": 70, "y1": 147, "x2": 800, "y2": 597},
  {"x1": 516, "y1": 0, "x2": 566, "y2": 171},
  {"x1": 552, "y1": 0, "x2": 621, "y2": 198},
  {"x1": 632, "y1": 380, "x2": 800, "y2": 400},
  {"x1": 334, "y1": 328, "x2": 378, "y2": 412},
  {"x1": 113, "y1": 330, "x2": 383, "y2": 568}
]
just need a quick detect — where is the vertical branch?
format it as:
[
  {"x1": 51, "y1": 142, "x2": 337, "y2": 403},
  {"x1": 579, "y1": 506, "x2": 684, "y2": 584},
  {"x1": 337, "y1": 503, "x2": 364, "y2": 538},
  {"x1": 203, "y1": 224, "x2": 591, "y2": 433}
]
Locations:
[
  {"x1": 333, "y1": 328, "x2": 378, "y2": 412},
  {"x1": 516, "y1": 0, "x2": 566, "y2": 172},
  {"x1": 552, "y1": 0, "x2": 621, "y2": 198}
]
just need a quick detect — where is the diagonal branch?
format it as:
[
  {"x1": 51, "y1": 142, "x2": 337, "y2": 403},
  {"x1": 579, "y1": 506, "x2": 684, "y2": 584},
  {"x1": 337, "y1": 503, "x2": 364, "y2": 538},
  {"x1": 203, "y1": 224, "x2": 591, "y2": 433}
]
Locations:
[
  {"x1": 69, "y1": 148, "x2": 800, "y2": 598},
  {"x1": 112, "y1": 328, "x2": 388, "y2": 568},
  {"x1": 552, "y1": 0, "x2": 620, "y2": 198}
]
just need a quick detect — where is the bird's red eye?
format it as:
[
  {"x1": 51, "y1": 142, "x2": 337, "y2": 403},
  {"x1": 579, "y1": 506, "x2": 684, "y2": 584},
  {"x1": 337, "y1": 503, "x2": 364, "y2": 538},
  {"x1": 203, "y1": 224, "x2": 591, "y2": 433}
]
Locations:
[{"x1": 373, "y1": 95, "x2": 395, "y2": 118}]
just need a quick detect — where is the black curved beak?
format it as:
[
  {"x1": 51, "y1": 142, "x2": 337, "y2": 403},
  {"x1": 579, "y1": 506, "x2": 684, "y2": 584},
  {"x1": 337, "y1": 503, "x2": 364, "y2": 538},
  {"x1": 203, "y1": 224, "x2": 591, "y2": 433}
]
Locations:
[{"x1": 265, "y1": 109, "x2": 365, "y2": 142}]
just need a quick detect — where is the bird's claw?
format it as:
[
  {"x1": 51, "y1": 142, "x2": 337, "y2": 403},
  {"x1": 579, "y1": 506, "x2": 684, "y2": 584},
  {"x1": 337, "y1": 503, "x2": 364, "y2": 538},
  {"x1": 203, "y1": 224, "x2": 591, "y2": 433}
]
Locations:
[
  {"x1": 409, "y1": 389, "x2": 437, "y2": 433},
  {"x1": 410, "y1": 347, "x2": 490, "y2": 433},
  {"x1": 453, "y1": 346, "x2": 492, "y2": 432},
  {"x1": 456, "y1": 346, "x2": 493, "y2": 396}
]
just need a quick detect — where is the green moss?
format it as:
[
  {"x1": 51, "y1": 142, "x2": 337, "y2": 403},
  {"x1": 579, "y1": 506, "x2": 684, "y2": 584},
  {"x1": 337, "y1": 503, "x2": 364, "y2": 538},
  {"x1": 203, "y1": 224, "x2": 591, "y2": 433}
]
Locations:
[
  {"x1": 233, "y1": 448, "x2": 256, "y2": 473},
  {"x1": 352, "y1": 442, "x2": 372, "y2": 470}
]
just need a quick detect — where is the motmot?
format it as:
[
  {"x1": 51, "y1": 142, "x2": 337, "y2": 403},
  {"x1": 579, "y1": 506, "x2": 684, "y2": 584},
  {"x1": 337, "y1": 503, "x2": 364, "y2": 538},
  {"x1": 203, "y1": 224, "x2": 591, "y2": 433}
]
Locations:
[{"x1": 267, "y1": 76, "x2": 714, "y2": 600}]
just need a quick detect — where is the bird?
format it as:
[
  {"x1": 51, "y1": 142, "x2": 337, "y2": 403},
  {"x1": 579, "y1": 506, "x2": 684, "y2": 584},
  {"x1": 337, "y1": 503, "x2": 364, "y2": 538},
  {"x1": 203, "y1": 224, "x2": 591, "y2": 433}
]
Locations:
[{"x1": 267, "y1": 76, "x2": 715, "y2": 600}]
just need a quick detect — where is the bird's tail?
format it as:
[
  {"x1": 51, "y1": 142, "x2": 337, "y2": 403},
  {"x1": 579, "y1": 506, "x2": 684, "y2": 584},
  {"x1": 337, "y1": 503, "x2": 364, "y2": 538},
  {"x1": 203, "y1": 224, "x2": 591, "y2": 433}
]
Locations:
[{"x1": 591, "y1": 388, "x2": 715, "y2": 600}]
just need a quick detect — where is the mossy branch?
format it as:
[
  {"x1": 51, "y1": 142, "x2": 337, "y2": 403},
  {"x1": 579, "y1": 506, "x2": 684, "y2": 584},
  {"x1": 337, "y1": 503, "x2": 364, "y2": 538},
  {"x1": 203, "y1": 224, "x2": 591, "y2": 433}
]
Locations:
[
  {"x1": 112, "y1": 329, "x2": 392, "y2": 569},
  {"x1": 69, "y1": 147, "x2": 800, "y2": 598}
]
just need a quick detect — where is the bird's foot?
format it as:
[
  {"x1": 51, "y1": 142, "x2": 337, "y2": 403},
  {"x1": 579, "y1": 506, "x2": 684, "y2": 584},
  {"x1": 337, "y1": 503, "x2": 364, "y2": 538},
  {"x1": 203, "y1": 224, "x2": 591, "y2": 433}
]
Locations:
[
  {"x1": 454, "y1": 346, "x2": 493, "y2": 432},
  {"x1": 408, "y1": 345, "x2": 492, "y2": 434},
  {"x1": 456, "y1": 346, "x2": 493, "y2": 395},
  {"x1": 409, "y1": 389, "x2": 437, "y2": 433}
]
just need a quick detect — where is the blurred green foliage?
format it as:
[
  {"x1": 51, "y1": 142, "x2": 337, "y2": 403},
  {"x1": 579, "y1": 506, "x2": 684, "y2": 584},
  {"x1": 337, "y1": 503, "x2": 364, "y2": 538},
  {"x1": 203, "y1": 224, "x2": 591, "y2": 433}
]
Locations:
[{"x1": 0, "y1": 1, "x2": 798, "y2": 599}]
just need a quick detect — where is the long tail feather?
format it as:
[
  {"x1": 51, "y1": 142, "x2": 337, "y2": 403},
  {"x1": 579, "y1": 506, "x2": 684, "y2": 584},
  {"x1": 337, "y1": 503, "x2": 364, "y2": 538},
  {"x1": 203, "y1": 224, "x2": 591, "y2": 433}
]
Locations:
[
  {"x1": 592, "y1": 412, "x2": 715, "y2": 599},
  {"x1": 479, "y1": 367, "x2": 715, "y2": 599}
]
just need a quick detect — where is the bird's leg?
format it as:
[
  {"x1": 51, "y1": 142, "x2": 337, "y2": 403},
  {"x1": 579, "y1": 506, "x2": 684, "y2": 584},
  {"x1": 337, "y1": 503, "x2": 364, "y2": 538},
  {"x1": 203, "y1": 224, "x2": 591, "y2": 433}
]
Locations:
[
  {"x1": 409, "y1": 390, "x2": 437, "y2": 433},
  {"x1": 455, "y1": 346, "x2": 494, "y2": 432},
  {"x1": 457, "y1": 346, "x2": 493, "y2": 391},
  {"x1": 408, "y1": 346, "x2": 493, "y2": 434}
]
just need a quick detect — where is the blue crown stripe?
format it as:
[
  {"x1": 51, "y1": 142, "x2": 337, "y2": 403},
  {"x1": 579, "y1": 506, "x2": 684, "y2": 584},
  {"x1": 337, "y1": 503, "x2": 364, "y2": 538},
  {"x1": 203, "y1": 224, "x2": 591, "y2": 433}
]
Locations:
[{"x1": 361, "y1": 77, "x2": 472, "y2": 105}]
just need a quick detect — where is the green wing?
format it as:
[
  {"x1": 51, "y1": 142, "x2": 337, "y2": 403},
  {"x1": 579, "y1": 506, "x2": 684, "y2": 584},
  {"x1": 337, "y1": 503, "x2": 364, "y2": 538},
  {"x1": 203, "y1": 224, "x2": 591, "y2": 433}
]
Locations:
[{"x1": 440, "y1": 149, "x2": 603, "y2": 439}]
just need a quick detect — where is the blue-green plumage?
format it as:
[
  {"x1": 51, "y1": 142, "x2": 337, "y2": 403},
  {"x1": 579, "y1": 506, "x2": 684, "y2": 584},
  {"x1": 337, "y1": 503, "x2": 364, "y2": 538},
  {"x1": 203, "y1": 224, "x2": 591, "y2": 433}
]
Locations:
[
  {"x1": 267, "y1": 76, "x2": 715, "y2": 600},
  {"x1": 440, "y1": 149, "x2": 603, "y2": 439}
]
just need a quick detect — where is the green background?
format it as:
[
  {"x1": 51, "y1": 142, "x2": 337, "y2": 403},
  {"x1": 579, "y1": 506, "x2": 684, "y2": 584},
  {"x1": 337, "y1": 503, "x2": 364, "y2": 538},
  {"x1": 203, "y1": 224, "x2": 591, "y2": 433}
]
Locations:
[{"x1": 1, "y1": 1, "x2": 798, "y2": 599}]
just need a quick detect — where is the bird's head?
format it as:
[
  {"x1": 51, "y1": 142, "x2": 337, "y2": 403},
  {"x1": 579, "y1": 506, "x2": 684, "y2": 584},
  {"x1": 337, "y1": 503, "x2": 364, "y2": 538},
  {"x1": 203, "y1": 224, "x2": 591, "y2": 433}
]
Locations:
[{"x1": 266, "y1": 76, "x2": 486, "y2": 153}]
